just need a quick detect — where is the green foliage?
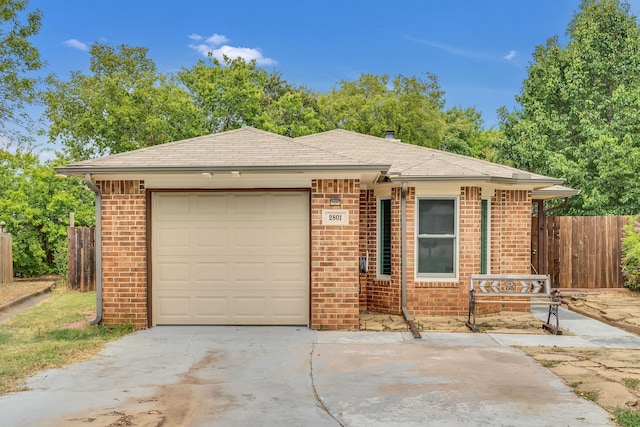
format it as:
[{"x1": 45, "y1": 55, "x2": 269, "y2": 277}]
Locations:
[
  {"x1": 0, "y1": 0, "x2": 42, "y2": 146},
  {"x1": 0, "y1": 149, "x2": 94, "y2": 277},
  {"x1": 319, "y1": 73, "x2": 447, "y2": 147},
  {"x1": 179, "y1": 56, "x2": 267, "y2": 133},
  {"x1": 178, "y1": 56, "x2": 325, "y2": 137},
  {"x1": 44, "y1": 43, "x2": 208, "y2": 160},
  {"x1": 614, "y1": 407, "x2": 640, "y2": 427},
  {"x1": 622, "y1": 216, "x2": 640, "y2": 291},
  {"x1": 499, "y1": 0, "x2": 640, "y2": 215},
  {"x1": 442, "y1": 107, "x2": 505, "y2": 161},
  {"x1": 258, "y1": 89, "x2": 325, "y2": 137}
]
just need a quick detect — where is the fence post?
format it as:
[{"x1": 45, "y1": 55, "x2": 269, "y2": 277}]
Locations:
[
  {"x1": 0, "y1": 221, "x2": 13, "y2": 284},
  {"x1": 67, "y1": 213, "x2": 77, "y2": 289},
  {"x1": 67, "y1": 213, "x2": 96, "y2": 292}
]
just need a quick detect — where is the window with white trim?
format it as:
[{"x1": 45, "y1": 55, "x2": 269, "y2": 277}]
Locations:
[
  {"x1": 417, "y1": 198, "x2": 457, "y2": 278},
  {"x1": 378, "y1": 198, "x2": 391, "y2": 276}
]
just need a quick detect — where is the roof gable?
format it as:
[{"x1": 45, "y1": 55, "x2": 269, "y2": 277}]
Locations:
[{"x1": 62, "y1": 127, "x2": 386, "y2": 172}]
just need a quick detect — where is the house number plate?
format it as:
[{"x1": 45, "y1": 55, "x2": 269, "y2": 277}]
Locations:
[{"x1": 322, "y1": 209, "x2": 349, "y2": 225}]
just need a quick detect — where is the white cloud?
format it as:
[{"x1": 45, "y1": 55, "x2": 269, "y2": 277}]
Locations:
[
  {"x1": 205, "y1": 33, "x2": 229, "y2": 45},
  {"x1": 503, "y1": 50, "x2": 517, "y2": 60},
  {"x1": 188, "y1": 33, "x2": 276, "y2": 65},
  {"x1": 63, "y1": 39, "x2": 89, "y2": 51}
]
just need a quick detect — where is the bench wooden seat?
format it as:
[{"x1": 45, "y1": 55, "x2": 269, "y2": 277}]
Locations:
[{"x1": 466, "y1": 274, "x2": 562, "y2": 335}]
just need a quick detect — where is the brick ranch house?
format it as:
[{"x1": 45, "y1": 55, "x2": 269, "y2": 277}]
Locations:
[{"x1": 56, "y1": 127, "x2": 576, "y2": 330}]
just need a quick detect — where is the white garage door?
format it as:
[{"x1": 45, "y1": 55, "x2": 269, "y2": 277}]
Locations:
[{"x1": 152, "y1": 191, "x2": 309, "y2": 325}]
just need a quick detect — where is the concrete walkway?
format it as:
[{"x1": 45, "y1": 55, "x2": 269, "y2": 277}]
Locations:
[{"x1": 0, "y1": 307, "x2": 637, "y2": 426}]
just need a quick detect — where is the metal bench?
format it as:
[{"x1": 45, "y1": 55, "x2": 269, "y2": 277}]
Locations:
[{"x1": 466, "y1": 274, "x2": 562, "y2": 335}]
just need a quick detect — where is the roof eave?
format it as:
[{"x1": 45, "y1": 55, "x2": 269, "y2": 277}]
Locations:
[
  {"x1": 532, "y1": 188, "x2": 581, "y2": 200},
  {"x1": 54, "y1": 164, "x2": 392, "y2": 177},
  {"x1": 387, "y1": 175, "x2": 565, "y2": 186}
]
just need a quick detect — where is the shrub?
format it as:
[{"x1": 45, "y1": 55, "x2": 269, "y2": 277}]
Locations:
[{"x1": 621, "y1": 215, "x2": 640, "y2": 291}]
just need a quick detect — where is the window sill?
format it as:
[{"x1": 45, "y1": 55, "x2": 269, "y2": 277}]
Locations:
[{"x1": 414, "y1": 279, "x2": 461, "y2": 289}]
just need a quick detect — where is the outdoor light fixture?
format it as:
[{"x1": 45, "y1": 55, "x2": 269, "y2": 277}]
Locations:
[
  {"x1": 230, "y1": 171, "x2": 241, "y2": 178},
  {"x1": 387, "y1": 171, "x2": 402, "y2": 179},
  {"x1": 201, "y1": 172, "x2": 212, "y2": 178}
]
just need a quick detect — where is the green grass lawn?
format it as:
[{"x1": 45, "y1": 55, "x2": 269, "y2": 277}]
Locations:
[
  {"x1": 616, "y1": 408, "x2": 640, "y2": 427},
  {"x1": 0, "y1": 288, "x2": 133, "y2": 395}
]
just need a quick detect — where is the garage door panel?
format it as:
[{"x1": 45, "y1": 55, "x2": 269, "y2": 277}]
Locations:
[
  {"x1": 156, "y1": 194, "x2": 190, "y2": 216},
  {"x1": 233, "y1": 193, "x2": 267, "y2": 214},
  {"x1": 195, "y1": 297, "x2": 229, "y2": 318},
  {"x1": 155, "y1": 291, "x2": 308, "y2": 325},
  {"x1": 156, "y1": 297, "x2": 190, "y2": 318},
  {"x1": 231, "y1": 262, "x2": 266, "y2": 283},
  {"x1": 194, "y1": 194, "x2": 228, "y2": 214},
  {"x1": 156, "y1": 262, "x2": 190, "y2": 283},
  {"x1": 234, "y1": 296, "x2": 268, "y2": 317},
  {"x1": 153, "y1": 191, "x2": 309, "y2": 326},
  {"x1": 194, "y1": 262, "x2": 228, "y2": 283},
  {"x1": 271, "y1": 296, "x2": 308, "y2": 318},
  {"x1": 195, "y1": 227, "x2": 228, "y2": 248},
  {"x1": 156, "y1": 226, "x2": 190, "y2": 249},
  {"x1": 234, "y1": 227, "x2": 266, "y2": 249}
]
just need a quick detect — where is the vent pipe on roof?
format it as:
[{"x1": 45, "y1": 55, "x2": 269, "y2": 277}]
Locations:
[{"x1": 384, "y1": 130, "x2": 395, "y2": 139}]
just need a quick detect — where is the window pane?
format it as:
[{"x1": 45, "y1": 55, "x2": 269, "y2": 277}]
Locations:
[
  {"x1": 418, "y1": 238, "x2": 454, "y2": 274},
  {"x1": 419, "y1": 200, "x2": 454, "y2": 235},
  {"x1": 380, "y1": 199, "x2": 391, "y2": 275}
]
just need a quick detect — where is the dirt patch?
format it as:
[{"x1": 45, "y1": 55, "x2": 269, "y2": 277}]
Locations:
[
  {"x1": 521, "y1": 346, "x2": 640, "y2": 413},
  {"x1": 0, "y1": 279, "x2": 57, "y2": 308}
]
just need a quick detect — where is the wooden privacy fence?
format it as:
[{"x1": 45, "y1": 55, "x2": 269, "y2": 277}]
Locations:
[
  {"x1": 532, "y1": 216, "x2": 627, "y2": 289},
  {"x1": 0, "y1": 221, "x2": 12, "y2": 284},
  {"x1": 68, "y1": 225, "x2": 96, "y2": 291}
]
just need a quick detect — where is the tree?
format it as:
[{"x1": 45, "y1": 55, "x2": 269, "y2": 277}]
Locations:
[
  {"x1": 0, "y1": 0, "x2": 42, "y2": 147},
  {"x1": 442, "y1": 107, "x2": 504, "y2": 161},
  {"x1": 44, "y1": 43, "x2": 207, "y2": 160},
  {"x1": 0, "y1": 150, "x2": 94, "y2": 276},
  {"x1": 179, "y1": 56, "x2": 269, "y2": 133},
  {"x1": 319, "y1": 73, "x2": 447, "y2": 147},
  {"x1": 499, "y1": 0, "x2": 640, "y2": 215},
  {"x1": 179, "y1": 56, "x2": 325, "y2": 137},
  {"x1": 257, "y1": 88, "x2": 325, "y2": 137}
]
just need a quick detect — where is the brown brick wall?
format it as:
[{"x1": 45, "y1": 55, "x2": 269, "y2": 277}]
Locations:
[
  {"x1": 98, "y1": 180, "x2": 148, "y2": 329},
  {"x1": 490, "y1": 190, "x2": 532, "y2": 275},
  {"x1": 311, "y1": 179, "x2": 360, "y2": 330},
  {"x1": 402, "y1": 187, "x2": 531, "y2": 316},
  {"x1": 358, "y1": 189, "x2": 375, "y2": 311},
  {"x1": 406, "y1": 186, "x2": 481, "y2": 315},
  {"x1": 95, "y1": 179, "x2": 533, "y2": 329}
]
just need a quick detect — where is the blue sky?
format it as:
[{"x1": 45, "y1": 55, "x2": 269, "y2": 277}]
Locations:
[{"x1": 27, "y1": 0, "x2": 640, "y2": 135}]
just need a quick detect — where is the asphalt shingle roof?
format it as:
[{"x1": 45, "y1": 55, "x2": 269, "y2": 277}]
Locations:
[
  {"x1": 63, "y1": 127, "x2": 384, "y2": 170},
  {"x1": 57, "y1": 127, "x2": 565, "y2": 187},
  {"x1": 295, "y1": 129, "x2": 557, "y2": 182}
]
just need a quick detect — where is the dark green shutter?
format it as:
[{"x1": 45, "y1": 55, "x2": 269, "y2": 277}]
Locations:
[
  {"x1": 381, "y1": 199, "x2": 391, "y2": 275},
  {"x1": 480, "y1": 199, "x2": 488, "y2": 274}
]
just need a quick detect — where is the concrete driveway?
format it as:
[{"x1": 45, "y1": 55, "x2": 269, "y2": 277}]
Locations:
[{"x1": 0, "y1": 326, "x2": 614, "y2": 427}]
